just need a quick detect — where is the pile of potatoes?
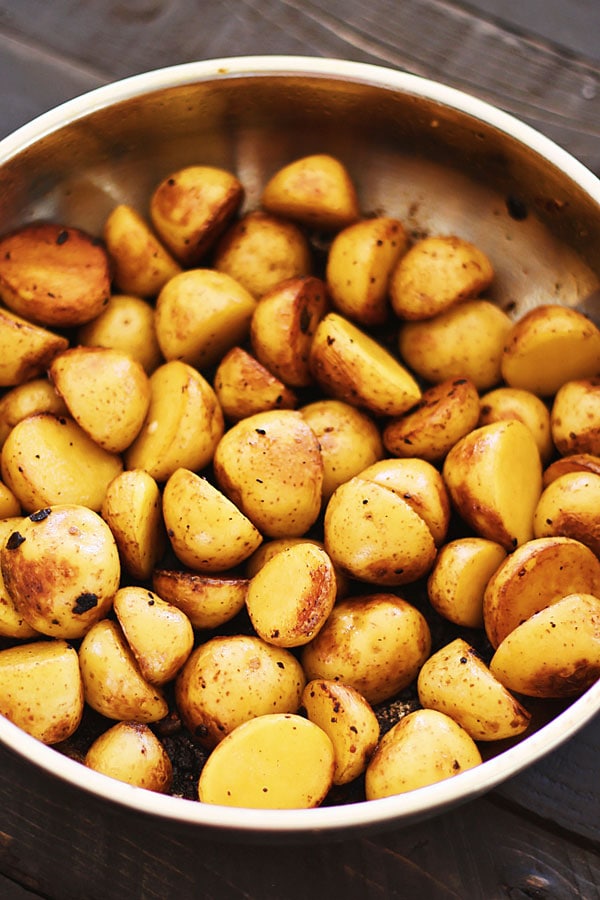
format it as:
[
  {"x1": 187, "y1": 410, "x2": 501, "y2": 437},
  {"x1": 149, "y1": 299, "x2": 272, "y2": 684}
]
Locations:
[{"x1": 0, "y1": 153, "x2": 600, "y2": 809}]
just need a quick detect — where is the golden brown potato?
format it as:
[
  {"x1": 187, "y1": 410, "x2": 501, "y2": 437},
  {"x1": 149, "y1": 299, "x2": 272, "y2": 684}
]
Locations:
[
  {"x1": 261, "y1": 153, "x2": 360, "y2": 231},
  {"x1": 103, "y1": 204, "x2": 181, "y2": 296},
  {"x1": 490, "y1": 593, "x2": 600, "y2": 698},
  {"x1": 0, "y1": 307, "x2": 69, "y2": 387},
  {"x1": 198, "y1": 713, "x2": 335, "y2": 809},
  {"x1": 0, "y1": 518, "x2": 38, "y2": 639},
  {"x1": 85, "y1": 722, "x2": 173, "y2": 793},
  {"x1": 101, "y1": 469, "x2": 166, "y2": 581},
  {"x1": 1, "y1": 414, "x2": 123, "y2": 513},
  {"x1": 0, "y1": 223, "x2": 111, "y2": 327},
  {"x1": 214, "y1": 211, "x2": 312, "y2": 298},
  {"x1": 0, "y1": 378, "x2": 68, "y2": 447},
  {"x1": 501, "y1": 305, "x2": 600, "y2": 396},
  {"x1": 301, "y1": 593, "x2": 431, "y2": 704},
  {"x1": 365, "y1": 709, "x2": 482, "y2": 799},
  {"x1": 155, "y1": 268, "x2": 257, "y2": 371},
  {"x1": 0, "y1": 639, "x2": 83, "y2": 744},
  {"x1": 427, "y1": 537, "x2": 507, "y2": 629},
  {"x1": 442, "y1": 420, "x2": 543, "y2": 550},
  {"x1": 77, "y1": 294, "x2": 163, "y2": 374},
  {"x1": 323, "y1": 475, "x2": 437, "y2": 586},
  {"x1": 479, "y1": 386, "x2": 554, "y2": 463},
  {"x1": 383, "y1": 377, "x2": 481, "y2": 463},
  {"x1": 390, "y1": 235, "x2": 494, "y2": 320},
  {"x1": 417, "y1": 638, "x2": 531, "y2": 741},
  {"x1": 300, "y1": 399, "x2": 384, "y2": 501},
  {"x1": 0, "y1": 483, "x2": 21, "y2": 518},
  {"x1": 152, "y1": 568, "x2": 248, "y2": 631},
  {"x1": 245, "y1": 542, "x2": 337, "y2": 647},
  {"x1": 326, "y1": 217, "x2": 408, "y2": 324},
  {"x1": 533, "y1": 471, "x2": 600, "y2": 556},
  {"x1": 49, "y1": 346, "x2": 151, "y2": 453},
  {"x1": 542, "y1": 452, "x2": 600, "y2": 487},
  {"x1": 150, "y1": 164, "x2": 244, "y2": 266},
  {"x1": 250, "y1": 276, "x2": 329, "y2": 387},
  {"x1": 483, "y1": 535, "x2": 600, "y2": 648},
  {"x1": 162, "y1": 467, "x2": 262, "y2": 572},
  {"x1": 551, "y1": 378, "x2": 600, "y2": 456},
  {"x1": 213, "y1": 346, "x2": 297, "y2": 422},
  {"x1": 124, "y1": 361, "x2": 224, "y2": 482},
  {"x1": 310, "y1": 312, "x2": 421, "y2": 417},
  {"x1": 301, "y1": 679, "x2": 380, "y2": 785},
  {"x1": 213, "y1": 409, "x2": 323, "y2": 538},
  {"x1": 398, "y1": 299, "x2": 512, "y2": 391},
  {"x1": 175, "y1": 634, "x2": 305, "y2": 748}
]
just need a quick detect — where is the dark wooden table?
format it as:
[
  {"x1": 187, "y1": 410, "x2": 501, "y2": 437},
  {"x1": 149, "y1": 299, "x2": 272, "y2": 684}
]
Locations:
[{"x1": 0, "y1": 2, "x2": 599, "y2": 897}]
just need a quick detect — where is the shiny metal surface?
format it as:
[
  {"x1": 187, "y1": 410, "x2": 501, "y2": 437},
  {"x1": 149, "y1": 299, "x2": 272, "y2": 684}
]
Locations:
[{"x1": 0, "y1": 55, "x2": 599, "y2": 838}]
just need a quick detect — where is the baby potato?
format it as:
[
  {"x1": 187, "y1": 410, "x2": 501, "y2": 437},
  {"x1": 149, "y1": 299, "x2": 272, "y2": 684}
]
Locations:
[
  {"x1": 427, "y1": 537, "x2": 507, "y2": 629},
  {"x1": 300, "y1": 399, "x2": 384, "y2": 501},
  {"x1": 245, "y1": 537, "x2": 351, "y2": 600},
  {"x1": 103, "y1": 204, "x2": 181, "y2": 297},
  {"x1": 543, "y1": 452, "x2": 600, "y2": 487},
  {"x1": 483, "y1": 536, "x2": 600, "y2": 648},
  {"x1": 0, "y1": 483, "x2": 20, "y2": 518},
  {"x1": 383, "y1": 377, "x2": 481, "y2": 463},
  {"x1": 0, "y1": 518, "x2": 38, "y2": 639},
  {"x1": 551, "y1": 378, "x2": 600, "y2": 456},
  {"x1": 79, "y1": 618, "x2": 168, "y2": 722},
  {"x1": 245, "y1": 543, "x2": 337, "y2": 647},
  {"x1": 301, "y1": 679, "x2": 380, "y2": 785},
  {"x1": 150, "y1": 164, "x2": 244, "y2": 266},
  {"x1": 77, "y1": 294, "x2": 163, "y2": 374},
  {"x1": 479, "y1": 386, "x2": 554, "y2": 464},
  {"x1": 125, "y1": 360, "x2": 224, "y2": 482},
  {"x1": 398, "y1": 299, "x2": 512, "y2": 391},
  {"x1": 301, "y1": 593, "x2": 431, "y2": 704},
  {"x1": 0, "y1": 223, "x2": 111, "y2": 327},
  {"x1": 0, "y1": 504, "x2": 120, "y2": 639},
  {"x1": 442, "y1": 420, "x2": 543, "y2": 550},
  {"x1": 261, "y1": 153, "x2": 360, "y2": 232},
  {"x1": 162, "y1": 467, "x2": 262, "y2": 572},
  {"x1": 0, "y1": 307, "x2": 69, "y2": 387},
  {"x1": 101, "y1": 469, "x2": 166, "y2": 582},
  {"x1": 490, "y1": 592, "x2": 600, "y2": 698},
  {"x1": 49, "y1": 346, "x2": 151, "y2": 454},
  {"x1": 326, "y1": 217, "x2": 408, "y2": 324},
  {"x1": 175, "y1": 634, "x2": 305, "y2": 748},
  {"x1": 417, "y1": 638, "x2": 531, "y2": 741},
  {"x1": 501, "y1": 304, "x2": 600, "y2": 396},
  {"x1": 198, "y1": 713, "x2": 335, "y2": 809},
  {"x1": 85, "y1": 722, "x2": 173, "y2": 793},
  {"x1": 113, "y1": 586, "x2": 194, "y2": 685},
  {"x1": 213, "y1": 409, "x2": 323, "y2": 538},
  {"x1": 155, "y1": 269, "x2": 257, "y2": 371},
  {"x1": 1, "y1": 413, "x2": 123, "y2": 513},
  {"x1": 213, "y1": 346, "x2": 297, "y2": 422},
  {"x1": 310, "y1": 312, "x2": 422, "y2": 417},
  {"x1": 365, "y1": 709, "x2": 482, "y2": 799},
  {"x1": 0, "y1": 639, "x2": 83, "y2": 744},
  {"x1": 152, "y1": 568, "x2": 248, "y2": 631},
  {"x1": 323, "y1": 476, "x2": 437, "y2": 586},
  {"x1": 390, "y1": 235, "x2": 494, "y2": 321},
  {"x1": 533, "y1": 471, "x2": 600, "y2": 556},
  {"x1": 358, "y1": 457, "x2": 450, "y2": 546},
  {"x1": 214, "y1": 211, "x2": 312, "y2": 298},
  {"x1": 250, "y1": 276, "x2": 329, "y2": 388},
  {"x1": 0, "y1": 378, "x2": 68, "y2": 447}
]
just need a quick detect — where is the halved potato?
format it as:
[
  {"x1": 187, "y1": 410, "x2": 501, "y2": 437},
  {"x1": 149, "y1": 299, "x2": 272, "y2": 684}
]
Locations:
[
  {"x1": 550, "y1": 378, "x2": 600, "y2": 456},
  {"x1": 103, "y1": 204, "x2": 181, "y2": 297},
  {"x1": 152, "y1": 568, "x2": 248, "y2": 631},
  {"x1": 213, "y1": 347, "x2": 297, "y2": 422},
  {"x1": 0, "y1": 308, "x2": 68, "y2": 387},
  {"x1": 77, "y1": 294, "x2": 163, "y2": 375},
  {"x1": 0, "y1": 378, "x2": 68, "y2": 447},
  {"x1": 533, "y1": 471, "x2": 600, "y2": 556},
  {"x1": 101, "y1": 469, "x2": 166, "y2": 581},
  {"x1": 479, "y1": 386, "x2": 554, "y2": 463},
  {"x1": 427, "y1": 537, "x2": 507, "y2": 629}
]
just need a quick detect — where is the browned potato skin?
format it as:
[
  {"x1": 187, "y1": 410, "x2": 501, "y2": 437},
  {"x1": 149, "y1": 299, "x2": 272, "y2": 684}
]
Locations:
[
  {"x1": 543, "y1": 453, "x2": 600, "y2": 487},
  {"x1": 479, "y1": 386, "x2": 554, "y2": 464},
  {"x1": 77, "y1": 294, "x2": 163, "y2": 375},
  {"x1": 483, "y1": 535, "x2": 600, "y2": 648},
  {"x1": 551, "y1": 378, "x2": 600, "y2": 456},
  {"x1": 250, "y1": 276, "x2": 329, "y2": 387},
  {"x1": 150, "y1": 165, "x2": 244, "y2": 266},
  {"x1": 0, "y1": 378, "x2": 68, "y2": 447},
  {"x1": 0, "y1": 224, "x2": 111, "y2": 327},
  {"x1": 103, "y1": 204, "x2": 182, "y2": 297},
  {"x1": 152, "y1": 568, "x2": 248, "y2": 631},
  {"x1": 214, "y1": 211, "x2": 312, "y2": 299},
  {"x1": 533, "y1": 471, "x2": 600, "y2": 556},
  {"x1": 0, "y1": 308, "x2": 69, "y2": 387},
  {"x1": 85, "y1": 721, "x2": 173, "y2": 793},
  {"x1": 383, "y1": 377, "x2": 481, "y2": 463},
  {"x1": 214, "y1": 347, "x2": 297, "y2": 422}
]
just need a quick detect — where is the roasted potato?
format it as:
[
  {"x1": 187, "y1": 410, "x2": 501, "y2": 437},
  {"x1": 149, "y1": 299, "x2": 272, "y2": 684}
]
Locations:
[
  {"x1": 213, "y1": 346, "x2": 297, "y2": 422},
  {"x1": 479, "y1": 386, "x2": 554, "y2": 463},
  {"x1": 427, "y1": 537, "x2": 507, "y2": 629},
  {"x1": 85, "y1": 722, "x2": 173, "y2": 793},
  {"x1": 103, "y1": 203, "x2": 181, "y2": 297},
  {"x1": 0, "y1": 378, "x2": 68, "y2": 448},
  {"x1": 0, "y1": 307, "x2": 69, "y2": 387},
  {"x1": 152, "y1": 568, "x2": 249, "y2": 631},
  {"x1": 533, "y1": 471, "x2": 600, "y2": 556},
  {"x1": 550, "y1": 378, "x2": 600, "y2": 456},
  {"x1": 101, "y1": 469, "x2": 166, "y2": 581},
  {"x1": 77, "y1": 293, "x2": 163, "y2": 374}
]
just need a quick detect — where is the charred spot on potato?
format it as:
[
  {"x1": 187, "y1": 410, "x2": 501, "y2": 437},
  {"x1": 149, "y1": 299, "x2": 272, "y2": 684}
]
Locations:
[
  {"x1": 5, "y1": 531, "x2": 25, "y2": 549},
  {"x1": 72, "y1": 592, "x2": 99, "y2": 615},
  {"x1": 29, "y1": 508, "x2": 52, "y2": 522}
]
